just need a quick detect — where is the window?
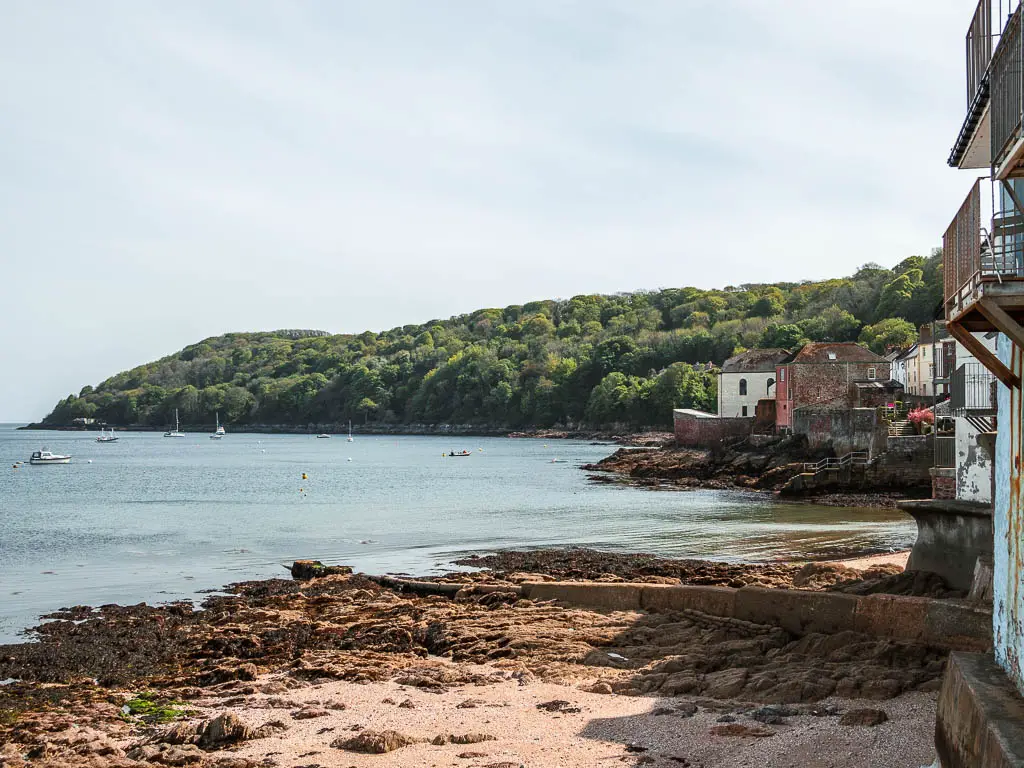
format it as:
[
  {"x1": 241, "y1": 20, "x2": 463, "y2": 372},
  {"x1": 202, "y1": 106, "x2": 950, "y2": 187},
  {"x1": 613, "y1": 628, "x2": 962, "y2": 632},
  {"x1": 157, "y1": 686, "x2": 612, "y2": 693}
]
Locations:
[
  {"x1": 780, "y1": 368, "x2": 785, "y2": 382},
  {"x1": 739, "y1": 378, "x2": 747, "y2": 396},
  {"x1": 827, "y1": 352, "x2": 837, "y2": 360},
  {"x1": 766, "y1": 377, "x2": 775, "y2": 393},
  {"x1": 868, "y1": 368, "x2": 876, "y2": 380},
  {"x1": 742, "y1": 405, "x2": 748, "y2": 417}
]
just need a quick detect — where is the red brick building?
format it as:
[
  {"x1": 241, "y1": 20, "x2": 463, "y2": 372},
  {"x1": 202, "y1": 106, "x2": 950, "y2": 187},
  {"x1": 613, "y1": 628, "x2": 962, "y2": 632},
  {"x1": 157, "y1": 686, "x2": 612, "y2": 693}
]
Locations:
[{"x1": 775, "y1": 343, "x2": 892, "y2": 431}]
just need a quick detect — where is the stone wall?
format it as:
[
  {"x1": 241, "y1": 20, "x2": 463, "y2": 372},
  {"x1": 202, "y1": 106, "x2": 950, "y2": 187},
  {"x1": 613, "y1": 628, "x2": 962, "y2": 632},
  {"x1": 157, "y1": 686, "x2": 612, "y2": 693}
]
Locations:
[
  {"x1": 673, "y1": 414, "x2": 752, "y2": 448},
  {"x1": 790, "y1": 361, "x2": 892, "y2": 411},
  {"x1": 791, "y1": 407, "x2": 887, "y2": 455}
]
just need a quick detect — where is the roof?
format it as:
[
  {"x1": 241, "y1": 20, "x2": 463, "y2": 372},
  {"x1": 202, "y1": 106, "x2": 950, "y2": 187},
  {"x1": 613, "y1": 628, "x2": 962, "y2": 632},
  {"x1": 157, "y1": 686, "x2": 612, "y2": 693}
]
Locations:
[
  {"x1": 852, "y1": 379, "x2": 903, "y2": 390},
  {"x1": 720, "y1": 348, "x2": 789, "y2": 373},
  {"x1": 673, "y1": 408, "x2": 719, "y2": 419},
  {"x1": 783, "y1": 342, "x2": 888, "y2": 364}
]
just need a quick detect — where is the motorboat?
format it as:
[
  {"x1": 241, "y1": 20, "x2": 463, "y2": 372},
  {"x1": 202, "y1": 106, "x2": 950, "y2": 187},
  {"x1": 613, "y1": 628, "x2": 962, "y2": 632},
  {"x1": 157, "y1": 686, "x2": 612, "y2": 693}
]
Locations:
[
  {"x1": 316, "y1": 433, "x2": 331, "y2": 439},
  {"x1": 448, "y1": 450, "x2": 471, "y2": 457},
  {"x1": 164, "y1": 409, "x2": 185, "y2": 438},
  {"x1": 210, "y1": 412, "x2": 226, "y2": 439},
  {"x1": 30, "y1": 449, "x2": 71, "y2": 465},
  {"x1": 96, "y1": 428, "x2": 119, "y2": 443}
]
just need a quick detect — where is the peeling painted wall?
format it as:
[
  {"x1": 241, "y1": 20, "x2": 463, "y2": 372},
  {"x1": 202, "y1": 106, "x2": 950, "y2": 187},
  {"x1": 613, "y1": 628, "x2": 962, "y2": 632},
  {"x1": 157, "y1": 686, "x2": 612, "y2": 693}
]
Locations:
[
  {"x1": 994, "y1": 333, "x2": 1024, "y2": 695},
  {"x1": 956, "y1": 416, "x2": 993, "y2": 503}
]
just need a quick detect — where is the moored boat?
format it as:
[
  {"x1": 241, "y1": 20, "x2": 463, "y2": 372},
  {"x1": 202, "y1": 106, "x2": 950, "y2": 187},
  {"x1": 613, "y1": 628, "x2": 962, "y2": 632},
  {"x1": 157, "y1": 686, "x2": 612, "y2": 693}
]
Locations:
[
  {"x1": 210, "y1": 412, "x2": 226, "y2": 439},
  {"x1": 30, "y1": 449, "x2": 72, "y2": 465},
  {"x1": 96, "y1": 428, "x2": 119, "y2": 443},
  {"x1": 164, "y1": 409, "x2": 185, "y2": 438}
]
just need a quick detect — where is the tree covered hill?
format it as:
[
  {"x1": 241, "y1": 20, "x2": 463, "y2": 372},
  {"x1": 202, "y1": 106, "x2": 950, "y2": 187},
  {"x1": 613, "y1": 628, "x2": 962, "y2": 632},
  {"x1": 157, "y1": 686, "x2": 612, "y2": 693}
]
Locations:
[{"x1": 42, "y1": 252, "x2": 941, "y2": 430}]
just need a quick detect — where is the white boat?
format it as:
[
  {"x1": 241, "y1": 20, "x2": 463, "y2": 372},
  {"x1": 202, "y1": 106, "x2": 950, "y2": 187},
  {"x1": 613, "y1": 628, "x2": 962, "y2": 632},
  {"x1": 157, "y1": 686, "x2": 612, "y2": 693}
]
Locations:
[
  {"x1": 96, "y1": 428, "x2": 119, "y2": 443},
  {"x1": 316, "y1": 433, "x2": 331, "y2": 439},
  {"x1": 164, "y1": 409, "x2": 186, "y2": 438},
  {"x1": 210, "y1": 412, "x2": 226, "y2": 439},
  {"x1": 30, "y1": 449, "x2": 71, "y2": 465},
  {"x1": 347, "y1": 420, "x2": 354, "y2": 442}
]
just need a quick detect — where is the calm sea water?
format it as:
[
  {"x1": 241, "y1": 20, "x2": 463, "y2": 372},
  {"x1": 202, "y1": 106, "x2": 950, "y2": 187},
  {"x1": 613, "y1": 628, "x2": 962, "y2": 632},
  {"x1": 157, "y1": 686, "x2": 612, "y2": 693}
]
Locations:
[{"x1": 0, "y1": 425, "x2": 915, "y2": 643}]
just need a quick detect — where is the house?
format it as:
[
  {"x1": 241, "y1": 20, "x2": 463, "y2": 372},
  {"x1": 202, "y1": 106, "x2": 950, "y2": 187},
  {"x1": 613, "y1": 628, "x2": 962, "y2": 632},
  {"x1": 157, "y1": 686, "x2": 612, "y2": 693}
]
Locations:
[
  {"x1": 887, "y1": 346, "x2": 915, "y2": 387},
  {"x1": 717, "y1": 348, "x2": 788, "y2": 418},
  {"x1": 774, "y1": 342, "x2": 892, "y2": 431},
  {"x1": 935, "y1": 0, "x2": 1024, "y2": 758}
]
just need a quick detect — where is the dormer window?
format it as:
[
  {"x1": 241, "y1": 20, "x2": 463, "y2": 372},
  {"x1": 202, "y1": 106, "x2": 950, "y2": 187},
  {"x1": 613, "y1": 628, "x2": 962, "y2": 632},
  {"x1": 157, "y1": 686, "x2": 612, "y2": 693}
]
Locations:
[
  {"x1": 827, "y1": 352, "x2": 837, "y2": 360},
  {"x1": 868, "y1": 368, "x2": 876, "y2": 380}
]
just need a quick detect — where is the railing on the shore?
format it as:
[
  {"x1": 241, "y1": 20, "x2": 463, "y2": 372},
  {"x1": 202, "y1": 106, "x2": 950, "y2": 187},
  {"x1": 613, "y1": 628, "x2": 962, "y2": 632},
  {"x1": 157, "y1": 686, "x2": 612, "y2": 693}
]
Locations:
[{"x1": 802, "y1": 451, "x2": 870, "y2": 474}]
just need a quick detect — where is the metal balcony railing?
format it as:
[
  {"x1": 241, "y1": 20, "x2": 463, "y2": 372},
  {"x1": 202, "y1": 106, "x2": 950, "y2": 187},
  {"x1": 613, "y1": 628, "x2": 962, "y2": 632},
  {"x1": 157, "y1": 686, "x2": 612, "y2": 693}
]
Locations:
[
  {"x1": 968, "y1": 0, "x2": 996, "y2": 110},
  {"x1": 992, "y1": 3, "x2": 1024, "y2": 167},
  {"x1": 934, "y1": 436, "x2": 957, "y2": 468},
  {"x1": 951, "y1": 362, "x2": 997, "y2": 413}
]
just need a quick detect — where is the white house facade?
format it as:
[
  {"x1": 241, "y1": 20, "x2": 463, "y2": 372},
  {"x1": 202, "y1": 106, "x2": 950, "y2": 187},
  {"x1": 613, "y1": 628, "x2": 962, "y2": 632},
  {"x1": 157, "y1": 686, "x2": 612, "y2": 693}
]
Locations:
[{"x1": 717, "y1": 348, "x2": 789, "y2": 418}]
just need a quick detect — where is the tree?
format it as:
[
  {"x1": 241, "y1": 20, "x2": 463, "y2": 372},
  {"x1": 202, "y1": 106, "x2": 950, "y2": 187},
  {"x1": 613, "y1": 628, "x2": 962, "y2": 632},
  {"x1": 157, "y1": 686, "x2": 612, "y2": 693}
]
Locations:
[
  {"x1": 357, "y1": 397, "x2": 378, "y2": 423},
  {"x1": 858, "y1": 318, "x2": 917, "y2": 355}
]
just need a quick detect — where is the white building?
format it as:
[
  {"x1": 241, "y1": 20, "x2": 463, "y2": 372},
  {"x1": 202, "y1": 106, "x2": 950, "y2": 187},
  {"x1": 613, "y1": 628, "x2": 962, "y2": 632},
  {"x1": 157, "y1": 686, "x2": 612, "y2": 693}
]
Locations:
[{"x1": 717, "y1": 348, "x2": 789, "y2": 418}]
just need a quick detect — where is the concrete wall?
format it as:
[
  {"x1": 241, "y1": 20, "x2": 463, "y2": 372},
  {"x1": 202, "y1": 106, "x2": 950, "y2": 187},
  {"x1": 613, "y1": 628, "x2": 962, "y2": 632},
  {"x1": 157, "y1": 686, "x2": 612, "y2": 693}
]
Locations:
[
  {"x1": 522, "y1": 581, "x2": 992, "y2": 651},
  {"x1": 791, "y1": 407, "x2": 887, "y2": 455},
  {"x1": 955, "y1": 416, "x2": 993, "y2": 503},
  {"x1": 719, "y1": 371, "x2": 775, "y2": 418},
  {"x1": 673, "y1": 414, "x2": 752, "y2": 448},
  {"x1": 994, "y1": 333, "x2": 1024, "y2": 695},
  {"x1": 902, "y1": 500, "x2": 994, "y2": 591}
]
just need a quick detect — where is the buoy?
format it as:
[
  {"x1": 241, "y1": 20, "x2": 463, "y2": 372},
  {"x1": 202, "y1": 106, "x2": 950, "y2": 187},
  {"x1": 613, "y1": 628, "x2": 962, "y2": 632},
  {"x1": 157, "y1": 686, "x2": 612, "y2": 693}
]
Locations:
[
  {"x1": 87, "y1": 460, "x2": 93, "y2": 464},
  {"x1": 347, "y1": 457, "x2": 352, "y2": 462},
  {"x1": 301, "y1": 472, "x2": 308, "y2": 480}
]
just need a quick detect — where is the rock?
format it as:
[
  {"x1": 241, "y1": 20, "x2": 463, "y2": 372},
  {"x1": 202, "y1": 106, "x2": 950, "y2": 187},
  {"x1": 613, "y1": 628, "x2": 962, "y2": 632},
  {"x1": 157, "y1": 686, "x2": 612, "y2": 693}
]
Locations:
[
  {"x1": 675, "y1": 702, "x2": 698, "y2": 718},
  {"x1": 127, "y1": 744, "x2": 205, "y2": 765},
  {"x1": 581, "y1": 681, "x2": 613, "y2": 695},
  {"x1": 432, "y1": 733, "x2": 497, "y2": 745},
  {"x1": 397, "y1": 699, "x2": 416, "y2": 709},
  {"x1": 535, "y1": 700, "x2": 581, "y2": 714},
  {"x1": 199, "y1": 662, "x2": 258, "y2": 686},
  {"x1": 457, "y1": 698, "x2": 486, "y2": 709},
  {"x1": 291, "y1": 707, "x2": 329, "y2": 720},
  {"x1": 290, "y1": 560, "x2": 353, "y2": 580},
  {"x1": 716, "y1": 715, "x2": 736, "y2": 723},
  {"x1": 708, "y1": 723, "x2": 774, "y2": 737},
  {"x1": 457, "y1": 752, "x2": 490, "y2": 759},
  {"x1": 839, "y1": 708, "x2": 889, "y2": 727},
  {"x1": 332, "y1": 730, "x2": 424, "y2": 753},
  {"x1": 749, "y1": 705, "x2": 798, "y2": 725},
  {"x1": 651, "y1": 707, "x2": 676, "y2": 716},
  {"x1": 195, "y1": 712, "x2": 283, "y2": 747},
  {"x1": 703, "y1": 668, "x2": 748, "y2": 698},
  {"x1": 625, "y1": 743, "x2": 648, "y2": 753},
  {"x1": 859, "y1": 679, "x2": 903, "y2": 700}
]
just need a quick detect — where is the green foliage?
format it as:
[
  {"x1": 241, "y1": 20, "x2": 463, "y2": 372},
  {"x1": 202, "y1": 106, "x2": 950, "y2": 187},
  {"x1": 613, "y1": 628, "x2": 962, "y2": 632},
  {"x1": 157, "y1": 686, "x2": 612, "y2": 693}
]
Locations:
[
  {"x1": 858, "y1": 317, "x2": 917, "y2": 355},
  {"x1": 42, "y1": 252, "x2": 941, "y2": 430}
]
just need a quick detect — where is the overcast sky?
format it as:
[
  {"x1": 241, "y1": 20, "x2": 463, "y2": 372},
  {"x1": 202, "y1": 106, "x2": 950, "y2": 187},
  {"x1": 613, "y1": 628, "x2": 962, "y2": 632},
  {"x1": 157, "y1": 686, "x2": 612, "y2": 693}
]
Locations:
[{"x1": 0, "y1": 1, "x2": 980, "y2": 421}]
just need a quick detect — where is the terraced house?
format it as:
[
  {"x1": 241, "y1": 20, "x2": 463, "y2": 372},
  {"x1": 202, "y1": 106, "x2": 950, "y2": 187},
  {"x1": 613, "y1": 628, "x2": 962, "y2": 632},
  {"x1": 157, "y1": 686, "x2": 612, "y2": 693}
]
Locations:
[{"x1": 936, "y1": 0, "x2": 1024, "y2": 762}]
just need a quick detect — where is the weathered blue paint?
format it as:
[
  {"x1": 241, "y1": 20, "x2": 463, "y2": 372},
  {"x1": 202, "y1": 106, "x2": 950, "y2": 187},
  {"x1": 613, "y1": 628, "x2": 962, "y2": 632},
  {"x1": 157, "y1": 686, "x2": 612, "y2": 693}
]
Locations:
[{"x1": 994, "y1": 333, "x2": 1024, "y2": 695}]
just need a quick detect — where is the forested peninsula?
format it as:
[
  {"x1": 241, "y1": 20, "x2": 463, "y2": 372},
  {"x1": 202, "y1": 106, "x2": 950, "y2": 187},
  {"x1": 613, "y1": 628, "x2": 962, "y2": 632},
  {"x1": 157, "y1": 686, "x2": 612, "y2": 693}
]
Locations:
[{"x1": 38, "y1": 253, "x2": 941, "y2": 431}]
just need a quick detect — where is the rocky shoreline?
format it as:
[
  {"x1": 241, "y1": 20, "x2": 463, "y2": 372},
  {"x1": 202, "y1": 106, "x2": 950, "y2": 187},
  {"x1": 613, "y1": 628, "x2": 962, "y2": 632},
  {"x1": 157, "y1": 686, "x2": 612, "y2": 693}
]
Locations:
[
  {"x1": 0, "y1": 548, "x2": 959, "y2": 767},
  {"x1": 583, "y1": 439, "x2": 932, "y2": 509}
]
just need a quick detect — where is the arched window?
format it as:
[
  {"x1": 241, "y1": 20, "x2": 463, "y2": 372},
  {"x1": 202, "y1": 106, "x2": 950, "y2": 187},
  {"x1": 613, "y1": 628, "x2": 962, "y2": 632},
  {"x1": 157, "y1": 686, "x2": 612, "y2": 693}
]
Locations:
[
  {"x1": 739, "y1": 378, "x2": 747, "y2": 396},
  {"x1": 767, "y1": 377, "x2": 775, "y2": 394}
]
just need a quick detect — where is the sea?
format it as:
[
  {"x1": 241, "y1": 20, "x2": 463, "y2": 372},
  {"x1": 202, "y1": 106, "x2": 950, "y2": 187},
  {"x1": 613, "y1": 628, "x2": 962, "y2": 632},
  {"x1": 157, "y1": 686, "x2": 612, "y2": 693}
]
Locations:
[{"x1": 0, "y1": 424, "x2": 916, "y2": 643}]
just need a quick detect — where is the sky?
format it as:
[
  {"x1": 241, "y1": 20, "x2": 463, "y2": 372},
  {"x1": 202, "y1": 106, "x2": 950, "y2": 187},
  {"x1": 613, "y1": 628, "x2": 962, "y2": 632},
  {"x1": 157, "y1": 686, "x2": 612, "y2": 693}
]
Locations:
[{"x1": 0, "y1": 1, "x2": 981, "y2": 421}]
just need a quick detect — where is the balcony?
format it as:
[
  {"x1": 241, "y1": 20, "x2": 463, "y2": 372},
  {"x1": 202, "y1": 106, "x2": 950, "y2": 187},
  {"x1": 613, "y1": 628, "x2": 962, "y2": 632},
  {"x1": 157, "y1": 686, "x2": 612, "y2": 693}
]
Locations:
[
  {"x1": 951, "y1": 362, "x2": 997, "y2": 414},
  {"x1": 951, "y1": 0, "x2": 998, "y2": 168},
  {"x1": 992, "y1": 2, "x2": 1024, "y2": 174},
  {"x1": 943, "y1": 179, "x2": 1024, "y2": 388}
]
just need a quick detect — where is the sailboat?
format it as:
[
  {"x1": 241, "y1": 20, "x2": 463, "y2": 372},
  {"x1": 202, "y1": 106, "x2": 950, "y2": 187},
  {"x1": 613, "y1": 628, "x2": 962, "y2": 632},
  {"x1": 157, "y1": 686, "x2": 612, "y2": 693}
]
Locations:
[
  {"x1": 164, "y1": 409, "x2": 185, "y2": 438},
  {"x1": 96, "y1": 427, "x2": 119, "y2": 443},
  {"x1": 210, "y1": 412, "x2": 226, "y2": 439},
  {"x1": 347, "y1": 419, "x2": 354, "y2": 442}
]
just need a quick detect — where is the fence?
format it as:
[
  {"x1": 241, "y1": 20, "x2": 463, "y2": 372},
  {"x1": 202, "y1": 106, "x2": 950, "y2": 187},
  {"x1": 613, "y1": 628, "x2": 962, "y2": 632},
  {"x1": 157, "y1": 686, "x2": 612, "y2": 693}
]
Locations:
[{"x1": 935, "y1": 435, "x2": 957, "y2": 468}]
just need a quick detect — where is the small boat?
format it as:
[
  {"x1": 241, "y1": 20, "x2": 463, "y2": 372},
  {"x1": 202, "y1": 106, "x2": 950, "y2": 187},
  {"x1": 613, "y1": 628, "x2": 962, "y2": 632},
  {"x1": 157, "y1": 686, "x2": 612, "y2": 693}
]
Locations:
[
  {"x1": 316, "y1": 433, "x2": 331, "y2": 439},
  {"x1": 550, "y1": 458, "x2": 568, "y2": 464},
  {"x1": 30, "y1": 449, "x2": 71, "y2": 465},
  {"x1": 164, "y1": 409, "x2": 185, "y2": 438},
  {"x1": 96, "y1": 428, "x2": 119, "y2": 443},
  {"x1": 448, "y1": 450, "x2": 471, "y2": 457},
  {"x1": 210, "y1": 412, "x2": 226, "y2": 439},
  {"x1": 347, "y1": 420, "x2": 354, "y2": 443}
]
